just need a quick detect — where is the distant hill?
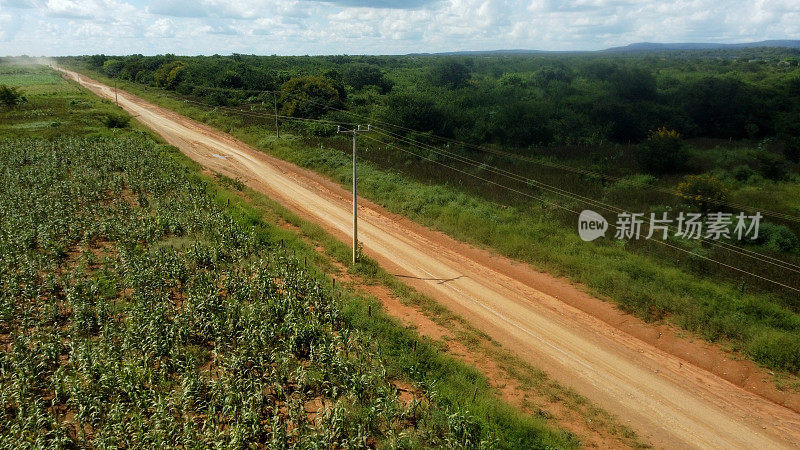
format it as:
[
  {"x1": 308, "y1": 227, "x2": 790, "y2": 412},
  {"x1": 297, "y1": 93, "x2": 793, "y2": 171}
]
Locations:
[
  {"x1": 602, "y1": 40, "x2": 800, "y2": 52},
  {"x1": 419, "y1": 41, "x2": 800, "y2": 56},
  {"x1": 409, "y1": 49, "x2": 568, "y2": 56}
]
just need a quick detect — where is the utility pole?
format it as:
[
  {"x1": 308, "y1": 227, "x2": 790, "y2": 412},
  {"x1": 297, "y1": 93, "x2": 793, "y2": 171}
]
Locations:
[
  {"x1": 272, "y1": 92, "x2": 280, "y2": 138},
  {"x1": 114, "y1": 74, "x2": 118, "y2": 106},
  {"x1": 337, "y1": 124, "x2": 371, "y2": 264}
]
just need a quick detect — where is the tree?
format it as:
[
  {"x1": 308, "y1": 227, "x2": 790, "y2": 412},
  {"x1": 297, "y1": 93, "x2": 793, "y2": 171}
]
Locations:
[
  {"x1": 344, "y1": 64, "x2": 392, "y2": 93},
  {"x1": 676, "y1": 174, "x2": 730, "y2": 213},
  {"x1": 639, "y1": 127, "x2": 688, "y2": 174},
  {"x1": 756, "y1": 151, "x2": 789, "y2": 180},
  {"x1": 323, "y1": 69, "x2": 348, "y2": 101},
  {"x1": 608, "y1": 67, "x2": 657, "y2": 101},
  {"x1": 380, "y1": 92, "x2": 452, "y2": 137},
  {"x1": 153, "y1": 61, "x2": 187, "y2": 89},
  {"x1": 488, "y1": 100, "x2": 553, "y2": 147},
  {"x1": 102, "y1": 59, "x2": 125, "y2": 78},
  {"x1": 675, "y1": 76, "x2": 766, "y2": 138},
  {"x1": 782, "y1": 136, "x2": 800, "y2": 163},
  {"x1": 0, "y1": 85, "x2": 26, "y2": 108},
  {"x1": 88, "y1": 54, "x2": 107, "y2": 68},
  {"x1": 217, "y1": 70, "x2": 243, "y2": 89},
  {"x1": 429, "y1": 60, "x2": 470, "y2": 89},
  {"x1": 534, "y1": 65, "x2": 573, "y2": 86},
  {"x1": 279, "y1": 76, "x2": 342, "y2": 119}
]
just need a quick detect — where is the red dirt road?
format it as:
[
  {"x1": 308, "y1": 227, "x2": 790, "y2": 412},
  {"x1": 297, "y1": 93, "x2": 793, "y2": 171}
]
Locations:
[{"x1": 61, "y1": 68, "x2": 800, "y2": 449}]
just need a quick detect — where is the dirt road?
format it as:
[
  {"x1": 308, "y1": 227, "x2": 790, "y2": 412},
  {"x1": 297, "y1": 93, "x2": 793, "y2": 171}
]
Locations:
[{"x1": 61, "y1": 68, "x2": 800, "y2": 449}]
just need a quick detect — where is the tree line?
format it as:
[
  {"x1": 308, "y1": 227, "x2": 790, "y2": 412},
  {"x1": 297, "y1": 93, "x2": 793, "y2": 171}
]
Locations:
[{"x1": 62, "y1": 50, "x2": 800, "y2": 161}]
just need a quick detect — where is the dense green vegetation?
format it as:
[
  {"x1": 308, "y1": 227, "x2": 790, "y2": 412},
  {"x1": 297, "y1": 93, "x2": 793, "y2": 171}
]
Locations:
[
  {"x1": 0, "y1": 64, "x2": 580, "y2": 448},
  {"x1": 68, "y1": 50, "x2": 800, "y2": 147},
  {"x1": 56, "y1": 52, "x2": 800, "y2": 378}
]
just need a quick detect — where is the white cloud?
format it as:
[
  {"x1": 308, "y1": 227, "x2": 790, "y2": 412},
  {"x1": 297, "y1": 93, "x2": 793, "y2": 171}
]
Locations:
[
  {"x1": 146, "y1": 17, "x2": 175, "y2": 37},
  {"x1": 0, "y1": 11, "x2": 15, "y2": 41},
  {"x1": 0, "y1": 0, "x2": 799, "y2": 55}
]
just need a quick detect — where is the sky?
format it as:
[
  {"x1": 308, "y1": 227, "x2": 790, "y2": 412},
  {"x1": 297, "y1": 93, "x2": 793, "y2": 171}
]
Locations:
[{"x1": 1, "y1": 0, "x2": 799, "y2": 56}]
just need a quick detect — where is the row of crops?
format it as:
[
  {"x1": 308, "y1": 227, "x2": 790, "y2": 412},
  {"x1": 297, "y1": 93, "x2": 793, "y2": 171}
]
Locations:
[{"x1": 0, "y1": 135, "x2": 497, "y2": 447}]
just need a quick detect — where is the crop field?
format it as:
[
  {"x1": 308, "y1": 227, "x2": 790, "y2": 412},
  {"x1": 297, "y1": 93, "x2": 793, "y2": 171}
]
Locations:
[
  {"x1": 0, "y1": 64, "x2": 124, "y2": 139},
  {"x1": 0, "y1": 65, "x2": 580, "y2": 448}
]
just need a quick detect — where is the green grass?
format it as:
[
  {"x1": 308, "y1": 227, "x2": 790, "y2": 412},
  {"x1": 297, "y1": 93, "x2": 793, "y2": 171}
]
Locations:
[
  {"x1": 62, "y1": 63, "x2": 800, "y2": 378},
  {"x1": 0, "y1": 62, "x2": 581, "y2": 449},
  {"x1": 0, "y1": 65, "x2": 62, "y2": 85},
  {"x1": 194, "y1": 160, "x2": 646, "y2": 448},
  {"x1": 0, "y1": 64, "x2": 129, "y2": 139}
]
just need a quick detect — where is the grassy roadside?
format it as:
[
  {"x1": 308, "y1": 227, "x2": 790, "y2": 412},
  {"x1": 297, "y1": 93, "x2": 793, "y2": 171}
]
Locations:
[
  {"x1": 163, "y1": 103, "x2": 646, "y2": 447},
  {"x1": 216, "y1": 177, "x2": 648, "y2": 448},
  {"x1": 1, "y1": 63, "x2": 598, "y2": 448},
  {"x1": 175, "y1": 143, "x2": 586, "y2": 449},
  {"x1": 62, "y1": 63, "x2": 800, "y2": 379}
]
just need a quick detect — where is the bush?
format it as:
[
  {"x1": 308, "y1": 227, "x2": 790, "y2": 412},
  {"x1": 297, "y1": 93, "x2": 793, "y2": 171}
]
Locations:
[
  {"x1": 676, "y1": 174, "x2": 730, "y2": 212},
  {"x1": 748, "y1": 329, "x2": 800, "y2": 373},
  {"x1": 344, "y1": 64, "x2": 393, "y2": 93},
  {"x1": 731, "y1": 164, "x2": 757, "y2": 182},
  {"x1": 306, "y1": 121, "x2": 337, "y2": 137},
  {"x1": 102, "y1": 59, "x2": 125, "y2": 77},
  {"x1": 380, "y1": 92, "x2": 453, "y2": 137},
  {"x1": 756, "y1": 151, "x2": 789, "y2": 180},
  {"x1": 0, "y1": 84, "x2": 26, "y2": 108},
  {"x1": 639, "y1": 127, "x2": 688, "y2": 174},
  {"x1": 153, "y1": 61, "x2": 187, "y2": 89},
  {"x1": 102, "y1": 113, "x2": 130, "y2": 129},
  {"x1": 782, "y1": 136, "x2": 800, "y2": 163},
  {"x1": 429, "y1": 60, "x2": 471, "y2": 89},
  {"x1": 604, "y1": 174, "x2": 660, "y2": 207},
  {"x1": 754, "y1": 223, "x2": 800, "y2": 254},
  {"x1": 279, "y1": 76, "x2": 342, "y2": 119}
]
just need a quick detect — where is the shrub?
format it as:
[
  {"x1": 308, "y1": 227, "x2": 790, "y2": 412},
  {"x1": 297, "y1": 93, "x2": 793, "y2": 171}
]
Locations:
[
  {"x1": 756, "y1": 151, "x2": 789, "y2": 180},
  {"x1": 611, "y1": 173, "x2": 658, "y2": 189},
  {"x1": 676, "y1": 174, "x2": 730, "y2": 213},
  {"x1": 604, "y1": 174, "x2": 660, "y2": 208},
  {"x1": 102, "y1": 113, "x2": 130, "y2": 129},
  {"x1": 0, "y1": 84, "x2": 26, "y2": 108},
  {"x1": 429, "y1": 60, "x2": 471, "y2": 89},
  {"x1": 782, "y1": 136, "x2": 800, "y2": 163},
  {"x1": 754, "y1": 223, "x2": 800, "y2": 254},
  {"x1": 343, "y1": 64, "x2": 393, "y2": 93},
  {"x1": 306, "y1": 122, "x2": 337, "y2": 137},
  {"x1": 748, "y1": 329, "x2": 800, "y2": 373},
  {"x1": 731, "y1": 164, "x2": 757, "y2": 182},
  {"x1": 102, "y1": 59, "x2": 125, "y2": 77},
  {"x1": 279, "y1": 76, "x2": 341, "y2": 119},
  {"x1": 153, "y1": 61, "x2": 187, "y2": 89},
  {"x1": 639, "y1": 127, "x2": 687, "y2": 174}
]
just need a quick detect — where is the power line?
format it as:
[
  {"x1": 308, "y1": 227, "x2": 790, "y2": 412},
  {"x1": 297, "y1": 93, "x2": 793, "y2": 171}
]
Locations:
[
  {"x1": 360, "y1": 134, "x2": 800, "y2": 293},
  {"x1": 169, "y1": 83, "x2": 800, "y2": 278},
  {"x1": 300, "y1": 97, "x2": 800, "y2": 223},
  {"x1": 368, "y1": 128, "x2": 800, "y2": 275},
  {"x1": 95, "y1": 74, "x2": 798, "y2": 291},
  {"x1": 254, "y1": 93, "x2": 800, "y2": 274},
  {"x1": 104, "y1": 76, "x2": 796, "y2": 223}
]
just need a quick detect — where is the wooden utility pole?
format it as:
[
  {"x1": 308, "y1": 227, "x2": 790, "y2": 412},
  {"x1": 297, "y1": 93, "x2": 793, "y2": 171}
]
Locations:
[
  {"x1": 114, "y1": 74, "x2": 118, "y2": 105},
  {"x1": 337, "y1": 124, "x2": 371, "y2": 264}
]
